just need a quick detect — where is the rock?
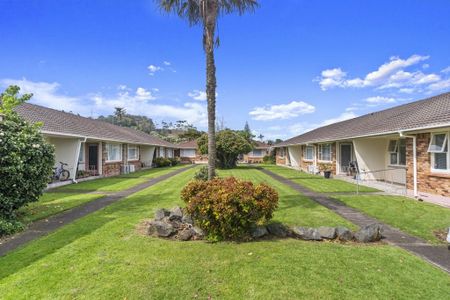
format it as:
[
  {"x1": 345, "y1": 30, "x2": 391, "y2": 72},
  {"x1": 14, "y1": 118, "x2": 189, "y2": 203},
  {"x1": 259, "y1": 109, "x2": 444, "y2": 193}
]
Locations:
[
  {"x1": 177, "y1": 228, "x2": 194, "y2": 241},
  {"x1": 336, "y1": 226, "x2": 353, "y2": 241},
  {"x1": 317, "y1": 226, "x2": 337, "y2": 239},
  {"x1": 267, "y1": 223, "x2": 289, "y2": 238},
  {"x1": 154, "y1": 208, "x2": 169, "y2": 221},
  {"x1": 292, "y1": 227, "x2": 322, "y2": 241},
  {"x1": 251, "y1": 226, "x2": 268, "y2": 239},
  {"x1": 182, "y1": 213, "x2": 194, "y2": 225},
  {"x1": 354, "y1": 224, "x2": 383, "y2": 243},
  {"x1": 148, "y1": 221, "x2": 176, "y2": 237},
  {"x1": 169, "y1": 206, "x2": 183, "y2": 221},
  {"x1": 192, "y1": 226, "x2": 205, "y2": 238}
]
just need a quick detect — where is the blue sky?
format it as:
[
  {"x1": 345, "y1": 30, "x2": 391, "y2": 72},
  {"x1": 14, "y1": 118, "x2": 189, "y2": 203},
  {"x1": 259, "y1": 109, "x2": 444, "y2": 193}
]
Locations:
[{"x1": 1, "y1": 0, "x2": 450, "y2": 140}]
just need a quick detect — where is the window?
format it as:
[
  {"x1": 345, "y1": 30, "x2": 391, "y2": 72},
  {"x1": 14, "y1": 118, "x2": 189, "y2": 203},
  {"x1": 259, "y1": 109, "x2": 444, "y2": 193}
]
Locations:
[
  {"x1": 428, "y1": 133, "x2": 449, "y2": 171},
  {"x1": 181, "y1": 149, "x2": 196, "y2": 158},
  {"x1": 127, "y1": 145, "x2": 139, "y2": 161},
  {"x1": 252, "y1": 149, "x2": 263, "y2": 157},
  {"x1": 388, "y1": 139, "x2": 406, "y2": 166},
  {"x1": 167, "y1": 149, "x2": 173, "y2": 158},
  {"x1": 159, "y1": 147, "x2": 165, "y2": 158},
  {"x1": 303, "y1": 146, "x2": 314, "y2": 161},
  {"x1": 78, "y1": 143, "x2": 85, "y2": 162},
  {"x1": 106, "y1": 143, "x2": 122, "y2": 162},
  {"x1": 318, "y1": 144, "x2": 332, "y2": 162}
]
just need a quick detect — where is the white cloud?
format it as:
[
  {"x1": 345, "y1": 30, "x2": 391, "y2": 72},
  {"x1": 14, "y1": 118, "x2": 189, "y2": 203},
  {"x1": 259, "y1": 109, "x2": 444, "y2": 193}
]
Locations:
[
  {"x1": 441, "y1": 66, "x2": 450, "y2": 74},
  {"x1": 188, "y1": 90, "x2": 207, "y2": 101},
  {"x1": 163, "y1": 61, "x2": 171, "y2": 66},
  {"x1": 365, "y1": 96, "x2": 396, "y2": 104},
  {"x1": 317, "y1": 55, "x2": 447, "y2": 92},
  {"x1": 0, "y1": 78, "x2": 88, "y2": 114},
  {"x1": 148, "y1": 64, "x2": 163, "y2": 75},
  {"x1": 249, "y1": 101, "x2": 315, "y2": 121},
  {"x1": 288, "y1": 111, "x2": 358, "y2": 136},
  {"x1": 135, "y1": 87, "x2": 156, "y2": 101},
  {"x1": 427, "y1": 79, "x2": 450, "y2": 92}
]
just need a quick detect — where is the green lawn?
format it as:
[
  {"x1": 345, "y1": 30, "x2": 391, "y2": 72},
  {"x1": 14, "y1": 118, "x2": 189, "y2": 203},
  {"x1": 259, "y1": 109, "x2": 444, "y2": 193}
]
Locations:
[
  {"x1": 55, "y1": 165, "x2": 190, "y2": 192},
  {"x1": 1, "y1": 167, "x2": 449, "y2": 299},
  {"x1": 334, "y1": 194, "x2": 450, "y2": 243},
  {"x1": 220, "y1": 167, "x2": 356, "y2": 229},
  {"x1": 17, "y1": 192, "x2": 106, "y2": 224},
  {"x1": 261, "y1": 164, "x2": 379, "y2": 193}
]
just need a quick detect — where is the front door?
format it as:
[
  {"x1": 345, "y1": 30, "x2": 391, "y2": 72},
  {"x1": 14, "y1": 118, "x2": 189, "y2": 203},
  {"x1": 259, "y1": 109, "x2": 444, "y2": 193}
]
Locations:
[
  {"x1": 340, "y1": 144, "x2": 352, "y2": 173},
  {"x1": 88, "y1": 144, "x2": 99, "y2": 175}
]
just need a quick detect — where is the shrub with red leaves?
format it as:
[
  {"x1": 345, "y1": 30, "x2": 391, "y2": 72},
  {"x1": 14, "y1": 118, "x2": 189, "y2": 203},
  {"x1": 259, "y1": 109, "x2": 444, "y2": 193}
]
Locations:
[{"x1": 181, "y1": 177, "x2": 279, "y2": 241}]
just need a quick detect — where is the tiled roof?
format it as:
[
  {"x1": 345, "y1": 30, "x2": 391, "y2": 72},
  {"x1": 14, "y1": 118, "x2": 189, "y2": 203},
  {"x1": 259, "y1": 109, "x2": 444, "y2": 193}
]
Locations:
[
  {"x1": 15, "y1": 103, "x2": 177, "y2": 147},
  {"x1": 177, "y1": 140, "x2": 198, "y2": 149},
  {"x1": 253, "y1": 141, "x2": 270, "y2": 149},
  {"x1": 276, "y1": 92, "x2": 450, "y2": 147}
]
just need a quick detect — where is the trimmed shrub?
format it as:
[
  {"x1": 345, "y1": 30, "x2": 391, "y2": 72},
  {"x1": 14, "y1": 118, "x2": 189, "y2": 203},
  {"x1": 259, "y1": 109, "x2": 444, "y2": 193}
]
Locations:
[
  {"x1": 0, "y1": 86, "x2": 55, "y2": 222},
  {"x1": 0, "y1": 218, "x2": 25, "y2": 237},
  {"x1": 153, "y1": 157, "x2": 171, "y2": 167},
  {"x1": 181, "y1": 177, "x2": 279, "y2": 240},
  {"x1": 263, "y1": 155, "x2": 275, "y2": 164},
  {"x1": 193, "y1": 165, "x2": 211, "y2": 181},
  {"x1": 168, "y1": 157, "x2": 179, "y2": 166}
]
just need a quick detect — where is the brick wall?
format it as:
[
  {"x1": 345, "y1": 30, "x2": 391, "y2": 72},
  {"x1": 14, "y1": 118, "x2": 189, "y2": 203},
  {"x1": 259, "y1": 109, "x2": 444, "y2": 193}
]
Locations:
[
  {"x1": 406, "y1": 133, "x2": 450, "y2": 197},
  {"x1": 101, "y1": 143, "x2": 143, "y2": 177}
]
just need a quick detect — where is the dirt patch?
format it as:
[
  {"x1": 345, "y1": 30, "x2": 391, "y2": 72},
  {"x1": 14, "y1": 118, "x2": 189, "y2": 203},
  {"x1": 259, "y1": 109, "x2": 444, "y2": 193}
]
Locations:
[{"x1": 433, "y1": 229, "x2": 449, "y2": 243}]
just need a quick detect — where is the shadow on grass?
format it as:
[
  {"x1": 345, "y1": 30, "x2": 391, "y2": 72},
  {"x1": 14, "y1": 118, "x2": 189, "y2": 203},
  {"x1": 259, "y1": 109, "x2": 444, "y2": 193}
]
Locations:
[{"x1": 0, "y1": 215, "x2": 113, "y2": 280}]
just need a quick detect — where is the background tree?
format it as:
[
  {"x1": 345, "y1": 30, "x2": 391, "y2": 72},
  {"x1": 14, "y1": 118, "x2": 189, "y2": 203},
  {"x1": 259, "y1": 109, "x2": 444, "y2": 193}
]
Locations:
[
  {"x1": 114, "y1": 107, "x2": 126, "y2": 122},
  {"x1": 0, "y1": 86, "x2": 55, "y2": 236},
  {"x1": 156, "y1": 0, "x2": 259, "y2": 179},
  {"x1": 198, "y1": 129, "x2": 252, "y2": 169},
  {"x1": 257, "y1": 133, "x2": 264, "y2": 141}
]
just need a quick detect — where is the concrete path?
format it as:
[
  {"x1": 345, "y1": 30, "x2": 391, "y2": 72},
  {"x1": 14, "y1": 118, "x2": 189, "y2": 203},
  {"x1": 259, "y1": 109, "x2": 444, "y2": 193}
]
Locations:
[
  {"x1": 0, "y1": 166, "x2": 194, "y2": 257},
  {"x1": 260, "y1": 168, "x2": 450, "y2": 274}
]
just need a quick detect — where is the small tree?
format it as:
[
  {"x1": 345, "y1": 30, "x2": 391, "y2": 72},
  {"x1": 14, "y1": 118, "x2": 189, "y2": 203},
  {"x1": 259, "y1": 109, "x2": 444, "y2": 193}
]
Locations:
[
  {"x1": 0, "y1": 86, "x2": 54, "y2": 234},
  {"x1": 198, "y1": 129, "x2": 252, "y2": 169}
]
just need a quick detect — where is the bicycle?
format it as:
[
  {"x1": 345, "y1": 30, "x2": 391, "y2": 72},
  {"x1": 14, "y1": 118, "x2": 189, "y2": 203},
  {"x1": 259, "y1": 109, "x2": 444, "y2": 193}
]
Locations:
[{"x1": 51, "y1": 161, "x2": 71, "y2": 182}]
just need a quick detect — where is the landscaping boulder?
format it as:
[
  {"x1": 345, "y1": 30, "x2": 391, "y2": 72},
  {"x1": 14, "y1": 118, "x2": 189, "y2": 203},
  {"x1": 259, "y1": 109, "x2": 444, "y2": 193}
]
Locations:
[
  {"x1": 177, "y1": 228, "x2": 194, "y2": 241},
  {"x1": 154, "y1": 208, "x2": 170, "y2": 221},
  {"x1": 181, "y1": 213, "x2": 194, "y2": 225},
  {"x1": 192, "y1": 226, "x2": 205, "y2": 239},
  {"x1": 169, "y1": 206, "x2": 183, "y2": 221},
  {"x1": 354, "y1": 224, "x2": 383, "y2": 243},
  {"x1": 292, "y1": 227, "x2": 322, "y2": 241},
  {"x1": 251, "y1": 226, "x2": 269, "y2": 239},
  {"x1": 317, "y1": 226, "x2": 337, "y2": 239},
  {"x1": 267, "y1": 223, "x2": 290, "y2": 237},
  {"x1": 336, "y1": 226, "x2": 353, "y2": 242},
  {"x1": 148, "y1": 221, "x2": 176, "y2": 237}
]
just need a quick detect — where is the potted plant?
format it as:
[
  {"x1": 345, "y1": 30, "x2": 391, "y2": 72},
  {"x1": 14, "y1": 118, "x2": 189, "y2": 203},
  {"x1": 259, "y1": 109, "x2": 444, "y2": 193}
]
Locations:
[{"x1": 318, "y1": 163, "x2": 332, "y2": 179}]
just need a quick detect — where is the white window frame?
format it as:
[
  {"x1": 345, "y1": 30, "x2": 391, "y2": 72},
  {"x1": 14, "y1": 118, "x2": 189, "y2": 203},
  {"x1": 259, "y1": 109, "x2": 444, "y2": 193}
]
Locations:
[
  {"x1": 251, "y1": 149, "x2": 264, "y2": 157},
  {"x1": 106, "y1": 143, "x2": 122, "y2": 163},
  {"x1": 181, "y1": 149, "x2": 196, "y2": 158},
  {"x1": 127, "y1": 145, "x2": 139, "y2": 161},
  {"x1": 429, "y1": 132, "x2": 450, "y2": 173},
  {"x1": 318, "y1": 144, "x2": 332, "y2": 162},
  {"x1": 303, "y1": 145, "x2": 314, "y2": 161},
  {"x1": 388, "y1": 139, "x2": 406, "y2": 166}
]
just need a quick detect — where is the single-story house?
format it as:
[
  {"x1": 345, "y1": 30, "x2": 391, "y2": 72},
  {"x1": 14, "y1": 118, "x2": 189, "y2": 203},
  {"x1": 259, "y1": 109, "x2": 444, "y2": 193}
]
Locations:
[
  {"x1": 274, "y1": 92, "x2": 450, "y2": 200},
  {"x1": 175, "y1": 140, "x2": 207, "y2": 164},
  {"x1": 15, "y1": 103, "x2": 178, "y2": 180},
  {"x1": 242, "y1": 141, "x2": 270, "y2": 163}
]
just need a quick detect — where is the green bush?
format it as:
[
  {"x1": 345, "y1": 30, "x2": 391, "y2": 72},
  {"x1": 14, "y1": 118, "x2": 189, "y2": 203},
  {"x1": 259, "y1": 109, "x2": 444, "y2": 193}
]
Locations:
[
  {"x1": 0, "y1": 218, "x2": 25, "y2": 237},
  {"x1": 193, "y1": 165, "x2": 212, "y2": 181},
  {"x1": 0, "y1": 86, "x2": 55, "y2": 222},
  {"x1": 153, "y1": 157, "x2": 171, "y2": 167},
  {"x1": 263, "y1": 155, "x2": 275, "y2": 164},
  {"x1": 168, "y1": 157, "x2": 179, "y2": 166},
  {"x1": 197, "y1": 130, "x2": 253, "y2": 169},
  {"x1": 181, "y1": 177, "x2": 279, "y2": 241}
]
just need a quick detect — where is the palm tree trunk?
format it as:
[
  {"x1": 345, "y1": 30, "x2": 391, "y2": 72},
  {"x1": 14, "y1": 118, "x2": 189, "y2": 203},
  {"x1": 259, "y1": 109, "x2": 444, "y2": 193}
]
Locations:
[{"x1": 206, "y1": 44, "x2": 217, "y2": 179}]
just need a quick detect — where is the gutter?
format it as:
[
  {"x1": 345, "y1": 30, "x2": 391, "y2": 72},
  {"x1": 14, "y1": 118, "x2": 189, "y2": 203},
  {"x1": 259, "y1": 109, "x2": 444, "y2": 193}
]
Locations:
[{"x1": 400, "y1": 132, "x2": 418, "y2": 198}]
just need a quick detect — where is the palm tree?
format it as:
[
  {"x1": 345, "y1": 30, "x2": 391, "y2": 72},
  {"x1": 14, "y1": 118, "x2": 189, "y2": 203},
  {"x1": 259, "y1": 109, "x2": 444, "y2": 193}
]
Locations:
[
  {"x1": 114, "y1": 107, "x2": 126, "y2": 122},
  {"x1": 156, "y1": 0, "x2": 258, "y2": 179}
]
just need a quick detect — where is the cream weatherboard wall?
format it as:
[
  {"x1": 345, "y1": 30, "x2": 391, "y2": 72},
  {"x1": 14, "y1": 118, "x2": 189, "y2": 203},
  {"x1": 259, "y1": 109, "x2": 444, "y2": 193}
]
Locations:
[
  {"x1": 140, "y1": 145, "x2": 156, "y2": 167},
  {"x1": 287, "y1": 145, "x2": 302, "y2": 169},
  {"x1": 46, "y1": 136, "x2": 82, "y2": 180}
]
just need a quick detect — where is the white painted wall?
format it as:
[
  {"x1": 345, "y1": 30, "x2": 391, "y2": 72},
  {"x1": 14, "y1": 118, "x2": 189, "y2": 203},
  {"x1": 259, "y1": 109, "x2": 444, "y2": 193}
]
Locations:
[
  {"x1": 47, "y1": 137, "x2": 82, "y2": 180},
  {"x1": 141, "y1": 145, "x2": 156, "y2": 167},
  {"x1": 353, "y1": 137, "x2": 406, "y2": 184},
  {"x1": 287, "y1": 145, "x2": 302, "y2": 169}
]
